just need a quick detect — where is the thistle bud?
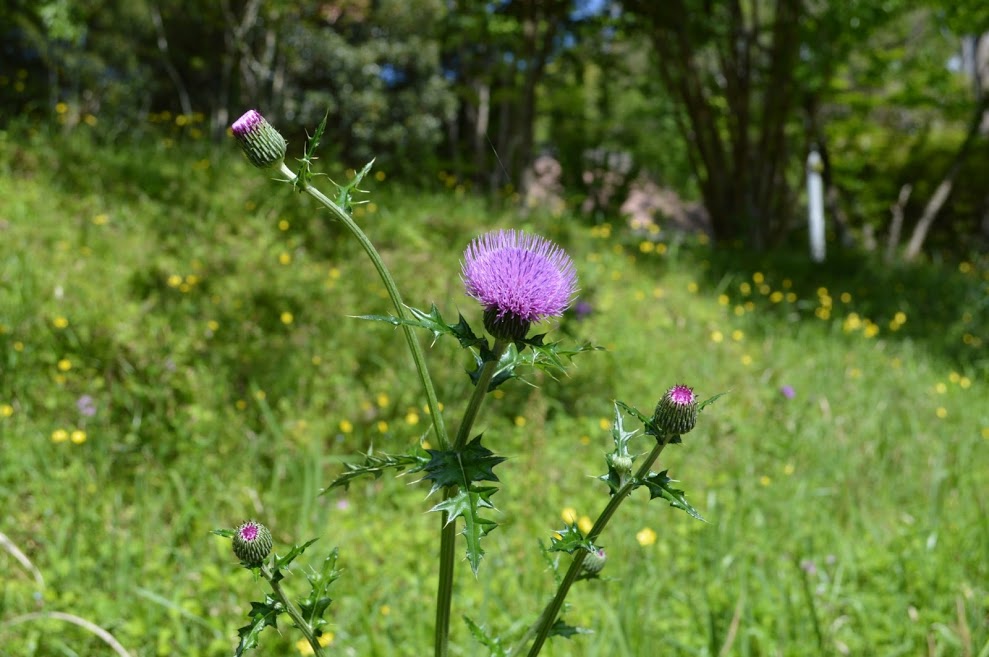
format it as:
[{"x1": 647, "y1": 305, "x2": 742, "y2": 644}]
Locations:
[
  {"x1": 610, "y1": 453, "x2": 634, "y2": 476},
  {"x1": 653, "y1": 384, "x2": 698, "y2": 437},
  {"x1": 580, "y1": 548, "x2": 607, "y2": 578},
  {"x1": 232, "y1": 520, "x2": 273, "y2": 566},
  {"x1": 231, "y1": 110, "x2": 287, "y2": 170}
]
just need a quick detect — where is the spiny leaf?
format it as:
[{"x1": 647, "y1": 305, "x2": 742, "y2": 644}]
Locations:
[
  {"x1": 323, "y1": 449, "x2": 428, "y2": 492},
  {"x1": 464, "y1": 616, "x2": 508, "y2": 657},
  {"x1": 298, "y1": 548, "x2": 341, "y2": 632},
  {"x1": 430, "y1": 486, "x2": 500, "y2": 574},
  {"x1": 335, "y1": 159, "x2": 375, "y2": 212},
  {"x1": 639, "y1": 470, "x2": 705, "y2": 521},
  {"x1": 356, "y1": 305, "x2": 489, "y2": 351},
  {"x1": 548, "y1": 522, "x2": 596, "y2": 555},
  {"x1": 414, "y1": 435, "x2": 505, "y2": 496},
  {"x1": 292, "y1": 111, "x2": 329, "y2": 193},
  {"x1": 549, "y1": 619, "x2": 592, "y2": 639},
  {"x1": 235, "y1": 595, "x2": 282, "y2": 656},
  {"x1": 211, "y1": 528, "x2": 235, "y2": 538},
  {"x1": 469, "y1": 340, "x2": 602, "y2": 390},
  {"x1": 270, "y1": 538, "x2": 319, "y2": 584}
]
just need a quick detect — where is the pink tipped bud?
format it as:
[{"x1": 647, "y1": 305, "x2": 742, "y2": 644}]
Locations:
[
  {"x1": 231, "y1": 110, "x2": 287, "y2": 170},
  {"x1": 653, "y1": 384, "x2": 698, "y2": 436}
]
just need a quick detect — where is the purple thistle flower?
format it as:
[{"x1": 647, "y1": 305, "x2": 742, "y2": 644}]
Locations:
[
  {"x1": 231, "y1": 109, "x2": 287, "y2": 170},
  {"x1": 780, "y1": 385, "x2": 796, "y2": 399},
  {"x1": 76, "y1": 394, "x2": 97, "y2": 417},
  {"x1": 232, "y1": 520, "x2": 273, "y2": 566},
  {"x1": 462, "y1": 229, "x2": 578, "y2": 340}
]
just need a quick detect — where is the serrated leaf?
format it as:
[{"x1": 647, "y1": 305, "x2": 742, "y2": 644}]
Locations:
[
  {"x1": 548, "y1": 618, "x2": 592, "y2": 639},
  {"x1": 298, "y1": 548, "x2": 341, "y2": 631},
  {"x1": 269, "y1": 538, "x2": 319, "y2": 584},
  {"x1": 430, "y1": 486, "x2": 499, "y2": 575},
  {"x1": 235, "y1": 595, "x2": 282, "y2": 656},
  {"x1": 415, "y1": 435, "x2": 505, "y2": 496},
  {"x1": 639, "y1": 470, "x2": 706, "y2": 521},
  {"x1": 335, "y1": 158, "x2": 374, "y2": 211},
  {"x1": 357, "y1": 305, "x2": 489, "y2": 351},
  {"x1": 323, "y1": 449, "x2": 428, "y2": 492},
  {"x1": 548, "y1": 523, "x2": 596, "y2": 555},
  {"x1": 464, "y1": 615, "x2": 508, "y2": 657}
]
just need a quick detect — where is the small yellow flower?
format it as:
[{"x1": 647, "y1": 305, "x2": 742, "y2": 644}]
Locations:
[
  {"x1": 514, "y1": 416, "x2": 526, "y2": 427},
  {"x1": 598, "y1": 417, "x2": 610, "y2": 431},
  {"x1": 53, "y1": 316, "x2": 69, "y2": 329},
  {"x1": 1, "y1": 404, "x2": 14, "y2": 418},
  {"x1": 935, "y1": 382, "x2": 947, "y2": 394},
  {"x1": 379, "y1": 605, "x2": 390, "y2": 616},
  {"x1": 770, "y1": 291, "x2": 784, "y2": 303},
  {"x1": 731, "y1": 329, "x2": 744, "y2": 341},
  {"x1": 578, "y1": 515, "x2": 594, "y2": 535},
  {"x1": 206, "y1": 320, "x2": 219, "y2": 332},
  {"x1": 166, "y1": 274, "x2": 182, "y2": 287},
  {"x1": 687, "y1": 282, "x2": 699, "y2": 294},
  {"x1": 935, "y1": 407, "x2": 947, "y2": 419},
  {"x1": 57, "y1": 358, "x2": 72, "y2": 372},
  {"x1": 710, "y1": 330, "x2": 724, "y2": 343},
  {"x1": 840, "y1": 292, "x2": 852, "y2": 303},
  {"x1": 51, "y1": 429, "x2": 69, "y2": 443},
  {"x1": 783, "y1": 463, "x2": 795, "y2": 476},
  {"x1": 70, "y1": 430, "x2": 87, "y2": 444},
  {"x1": 739, "y1": 282, "x2": 751, "y2": 295},
  {"x1": 278, "y1": 219, "x2": 290, "y2": 231},
  {"x1": 254, "y1": 389, "x2": 266, "y2": 401},
  {"x1": 405, "y1": 411, "x2": 419, "y2": 425},
  {"x1": 717, "y1": 294, "x2": 730, "y2": 306},
  {"x1": 235, "y1": 399, "x2": 247, "y2": 410},
  {"x1": 636, "y1": 527, "x2": 657, "y2": 546},
  {"x1": 376, "y1": 392, "x2": 390, "y2": 408},
  {"x1": 55, "y1": 102, "x2": 68, "y2": 114},
  {"x1": 339, "y1": 420, "x2": 353, "y2": 433},
  {"x1": 311, "y1": 355, "x2": 322, "y2": 365},
  {"x1": 280, "y1": 311, "x2": 294, "y2": 325},
  {"x1": 579, "y1": 435, "x2": 590, "y2": 445},
  {"x1": 740, "y1": 354, "x2": 753, "y2": 366},
  {"x1": 752, "y1": 272, "x2": 765, "y2": 284},
  {"x1": 561, "y1": 507, "x2": 578, "y2": 523},
  {"x1": 278, "y1": 252, "x2": 292, "y2": 265},
  {"x1": 377, "y1": 421, "x2": 388, "y2": 433},
  {"x1": 295, "y1": 632, "x2": 334, "y2": 656},
  {"x1": 959, "y1": 377, "x2": 971, "y2": 389},
  {"x1": 759, "y1": 475, "x2": 771, "y2": 486},
  {"x1": 375, "y1": 170, "x2": 386, "y2": 181}
]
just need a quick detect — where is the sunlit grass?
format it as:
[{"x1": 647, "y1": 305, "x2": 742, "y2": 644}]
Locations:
[{"x1": 1, "y1": 127, "x2": 986, "y2": 656}]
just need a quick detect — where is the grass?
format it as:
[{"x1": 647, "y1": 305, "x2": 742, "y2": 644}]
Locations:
[{"x1": 1, "y1": 124, "x2": 987, "y2": 657}]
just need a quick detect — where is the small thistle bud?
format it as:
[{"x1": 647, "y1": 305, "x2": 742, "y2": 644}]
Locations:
[
  {"x1": 653, "y1": 384, "x2": 698, "y2": 436},
  {"x1": 232, "y1": 520, "x2": 273, "y2": 566},
  {"x1": 610, "y1": 453, "x2": 634, "y2": 475},
  {"x1": 580, "y1": 548, "x2": 607, "y2": 578},
  {"x1": 231, "y1": 110, "x2": 287, "y2": 170}
]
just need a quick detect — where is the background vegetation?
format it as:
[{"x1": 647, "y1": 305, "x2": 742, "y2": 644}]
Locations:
[{"x1": 1, "y1": 1, "x2": 988, "y2": 656}]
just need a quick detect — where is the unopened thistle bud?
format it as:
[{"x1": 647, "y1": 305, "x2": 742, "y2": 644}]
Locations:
[
  {"x1": 232, "y1": 520, "x2": 273, "y2": 566},
  {"x1": 580, "y1": 548, "x2": 607, "y2": 578},
  {"x1": 231, "y1": 110, "x2": 287, "y2": 170},
  {"x1": 653, "y1": 384, "x2": 698, "y2": 437},
  {"x1": 610, "y1": 453, "x2": 634, "y2": 476}
]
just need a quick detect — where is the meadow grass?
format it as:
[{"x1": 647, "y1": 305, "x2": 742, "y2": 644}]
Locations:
[{"x1": 1, "y1": 126, "x2": 987, "y2": 656}]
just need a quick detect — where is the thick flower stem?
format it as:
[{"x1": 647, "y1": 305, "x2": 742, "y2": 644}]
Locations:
[
  {"x1": 517, "y1": 432, "x2": 676, "y2": 657},
  {"x1": 279, "y1": 163, "x2": 449, "y2": 450},
  {"x1": 434, "y1": 339, "x2": 509, "y2": 657},
  {"x1": 260, "y1": 563, "x2": 326, "y2": 657}
]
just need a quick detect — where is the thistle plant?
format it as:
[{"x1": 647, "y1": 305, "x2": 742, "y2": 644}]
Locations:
[{"x1": 220, "y1": 109, "x2": 723, "y2": 657}]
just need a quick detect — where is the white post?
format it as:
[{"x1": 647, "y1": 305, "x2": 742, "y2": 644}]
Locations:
[{"x1": 807, "y1": 149, "x2": 826, "y2": 262}]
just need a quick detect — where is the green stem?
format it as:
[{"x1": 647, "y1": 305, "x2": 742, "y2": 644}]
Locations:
[
  {"x1": 261, "y1": 562, "x2": 326, "y2": 657},
  {"x1": 516, "y1": 432, "x2": 676, "y2": 657},
  {"x1": 279, "y1": 163, "x2": 449, "y2": 449},
  {"x1": 434, "y1": 339, "x2": 509, "y2": 657}
]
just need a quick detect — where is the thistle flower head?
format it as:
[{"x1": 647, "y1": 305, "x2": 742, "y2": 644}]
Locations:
[
  {"x1": 461, "y1": 229, "x2": 578, "y2": 340},
  {"x1": 653, "y1": 384, "x2": 698, "y2": 437},
  {"x1": 232, "y1": 520, "x2": 273, "y2": 566},
  {"x1": 580, "y1": 547, "x2": 607, "y2": 578},
  {"x1": 231, "y1": 110, "x2": 287, "y2": 170}
]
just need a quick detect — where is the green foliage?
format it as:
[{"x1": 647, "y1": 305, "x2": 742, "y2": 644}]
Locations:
[
  {"x1": 0, "y1": 131, "x2": 986, "y2": 656},
  {"x1": 639, "y1": 471, "x2": 704, "y2": 522}
]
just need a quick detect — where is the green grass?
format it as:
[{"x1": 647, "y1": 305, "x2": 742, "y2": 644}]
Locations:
[{"x1": 1, "y1": 125, "x2": 987, "y2": 657}]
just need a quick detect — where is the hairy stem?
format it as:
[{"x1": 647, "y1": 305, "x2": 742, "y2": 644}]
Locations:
[
  {"x1": 278, "y1": 163, "x2": 449, "y2": 449},
  {"x1": 517, "y1": 432, "x2": 676, "y2": 657},
  {"x1": 261, "y1": 563, "x2": 325, "y2": 657},
  {"x1": 434, "y1": 339, "x2": 509, "y2": 657}
]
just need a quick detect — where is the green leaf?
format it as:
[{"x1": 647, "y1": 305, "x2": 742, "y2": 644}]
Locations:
[
  {"x1": 548, "y1": 523, "x2": 596, "y2": 555},
  {"x1": 235, "y1": 595, "x2": 282, "y2": 656},
  {"x1": 598, "y1": 404, "x2": 640, "y2": 493},
  {"x1": 335, "y1": 159, "x2": 375, "y2": 212},
  {"x1": 323, "y1": 448, "x2": 428, "y2": 492},
  {"x1": 463, "y1": 616, "x2": 508, "y2": 657},
  {"x1": 269, "y1": 538, "x2": 319, "y2": 584},
  {"x1": 430, "y1": 486, "x2": 500, "y2": 575},
  {"x1": 356, "y1": 305, "x2": 488, "y2": 351},
  {"x1": 414, "y1": 435, "x2": 506, "y2": 496},
  {"x1": 698, "y1": 391, "x2": 728, "y2": 412},
  {"x1": 549, "y1": 618, "x2": 592, "y2": 639},
  {"x1": 639, "y1": 470, "x2": 705, "y2": 522},
  {"x1": 211, "y1": 528, "x2": 235, "y2": 538},
  {"x1": 293, "y1": 111, "x2": 329, "y2": 193},
  {"x1": 298, "y1": 548, "x2": 341, "y2": 632}
]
